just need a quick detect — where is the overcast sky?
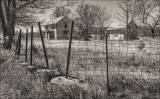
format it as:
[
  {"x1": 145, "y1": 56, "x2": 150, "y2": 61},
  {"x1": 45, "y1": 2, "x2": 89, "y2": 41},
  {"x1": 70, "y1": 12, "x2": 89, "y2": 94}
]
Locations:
[{"x1": 36, "y1": 0, "x2": 123, "y2": 29}]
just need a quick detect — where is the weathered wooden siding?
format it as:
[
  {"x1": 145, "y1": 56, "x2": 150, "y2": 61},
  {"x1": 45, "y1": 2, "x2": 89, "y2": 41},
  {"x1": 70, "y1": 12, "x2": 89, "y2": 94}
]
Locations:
[{"x1": 56, "y1": 17, "x2": 72, "y2": 39}]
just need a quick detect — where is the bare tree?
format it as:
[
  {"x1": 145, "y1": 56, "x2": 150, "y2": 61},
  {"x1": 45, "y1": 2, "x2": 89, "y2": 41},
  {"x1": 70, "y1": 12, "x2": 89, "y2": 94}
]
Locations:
[
  {"x1": 117, "y1": 0, "x2": 139, "y2": 28},
  {"x1": 52, "y1": 7, "x2": 71, "y2": 18},
  {"x1": 137, "y1": 0, "x2": 160, "y2": 38},
  {"x1": 136, "y1": 0, "x2": 157, "y2": 23},
  {"x1": 51, "y1": 0, "x2": 77, "y2": 18},
  {"x1": 76, "y1": 2, "x2": 100, "y2": 40},
  {"x1": 96, "y1": 7, "x2": 112, "y2": 40},
  {"x1": 0, "y1": 0, "x2": 75, "y2": 49},
  {"x1": 117, "y1": 0, "x2": 132, "y2": 29}
]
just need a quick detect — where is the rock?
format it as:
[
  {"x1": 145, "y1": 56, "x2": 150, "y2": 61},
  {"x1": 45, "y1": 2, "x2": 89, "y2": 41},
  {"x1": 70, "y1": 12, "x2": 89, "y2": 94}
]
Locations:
[
  {"x1": 19, "y1": 62, "x2": 28, "y2": 66},
  {"x1": 27, "y1": 66, "x2": 36, "y2": 71},
  {"x1": 50, "y1": 77, "x2": 79, "y2": 85}
]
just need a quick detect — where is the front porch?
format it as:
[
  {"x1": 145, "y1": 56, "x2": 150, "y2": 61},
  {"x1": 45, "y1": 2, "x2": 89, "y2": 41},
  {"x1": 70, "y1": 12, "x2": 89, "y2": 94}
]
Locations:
[{"x1": 43, "y1": 29, "x2": 57, "y2": 40}]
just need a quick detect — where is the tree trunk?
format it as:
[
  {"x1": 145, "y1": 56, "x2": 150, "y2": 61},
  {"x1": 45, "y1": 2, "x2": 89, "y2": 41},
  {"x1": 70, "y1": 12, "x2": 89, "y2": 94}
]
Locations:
[
  {"x1": 126, "y1": 6, "x2": 129, "y2": 41},
  {"x1": 5, "y1": 1, "x2": 14, "y2": 49},
  {"x1": 0, "y1": 1, "x2": 7, "y2": 39},
  {"x1": 0, "y1": 0, "x2": 16, "y2": 49},
  {"x1": 12, "y1": 1, "x2": 16, "y2": 39}
]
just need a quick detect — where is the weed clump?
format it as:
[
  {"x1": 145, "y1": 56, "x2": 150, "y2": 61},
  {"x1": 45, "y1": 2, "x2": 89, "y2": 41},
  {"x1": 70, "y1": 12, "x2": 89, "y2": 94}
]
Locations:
[{"x1": 137, "y1": 41, "x2": 145, "y2": 51}]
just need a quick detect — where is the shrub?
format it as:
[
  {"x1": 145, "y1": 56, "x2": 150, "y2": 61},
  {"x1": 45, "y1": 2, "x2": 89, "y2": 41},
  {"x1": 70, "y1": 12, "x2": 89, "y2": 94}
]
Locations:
[
  {"x1": 137, "y1": 41, "x2": 145, "y2": 51},
  {"x1": 32, "y1": 44, "x2": 40, "y2": 55}
]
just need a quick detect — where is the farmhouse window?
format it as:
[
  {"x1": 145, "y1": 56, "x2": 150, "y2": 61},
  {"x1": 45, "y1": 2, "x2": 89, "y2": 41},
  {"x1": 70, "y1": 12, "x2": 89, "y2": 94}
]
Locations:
[
  {"x1": 114, "y1": 34, "x2": 118, "y2": 37},
  {"x1": 64, "y1": 22, "x2": 67, "y2": 28},
  {"x1": 52, "y1": 25, "x2": 55, "y2": 29},
  {"x1": 45, "y1": 26, "x2": 48, "y2": 29},
  {"x1": 50, "y1": 25, "x2": 52, "y2": 29}
]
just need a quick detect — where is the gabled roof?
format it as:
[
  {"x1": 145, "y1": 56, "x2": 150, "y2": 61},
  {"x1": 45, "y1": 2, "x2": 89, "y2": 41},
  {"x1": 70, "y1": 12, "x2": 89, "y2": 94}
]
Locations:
[
  {"x1": 43, "y1": 16, "x2": 68, "y2": 25},
  {"x1": 50, "y1": 16, "x2": 65, "y2": 24}
]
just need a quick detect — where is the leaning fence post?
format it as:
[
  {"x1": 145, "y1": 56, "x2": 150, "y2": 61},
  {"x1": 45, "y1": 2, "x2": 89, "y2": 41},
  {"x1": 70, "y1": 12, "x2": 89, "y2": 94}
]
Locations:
[
  {"x1": 25, "y1": 29, "x2": 28, "y2": 63},
  {"x1": 105, "y1": 34, "x2": 110, "y2": 96},
  {"x1": 30, "y1": 26, "x2": 33, "y2": 66},
  {"x1": 65, "y1": 21, "x2": 74, "y2": 78},
  {"x1": 15, "y1": 31, "x2": 20, "y2": 55},
  {"x1": 17, "y1": 29, "x2": 22, "y2": 56},
  {"x1": 38, "y1": 22, "x2": 49, "y2": 69}
]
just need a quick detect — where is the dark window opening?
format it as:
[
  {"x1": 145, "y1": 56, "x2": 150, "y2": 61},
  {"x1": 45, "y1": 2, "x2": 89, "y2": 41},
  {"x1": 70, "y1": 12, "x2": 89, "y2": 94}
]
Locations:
[
  {"x1": 50, "y1": 25, "x2": 52, "y2": 29},
  {"x1": 52, "y1": 25, "x2": 55, "y2": 29},
  {"x1": 63, "y1": 31, "x2": 68, "y2": 39},
  {"x1": 45, "y1": 25, "x2": 48, "y2": 29},
  {"x1": 64, "y1": 22, "x2": 67, "y2": 28},
  {"x1": 114, "y1": 34, "x2": 118, "y2": 37}
]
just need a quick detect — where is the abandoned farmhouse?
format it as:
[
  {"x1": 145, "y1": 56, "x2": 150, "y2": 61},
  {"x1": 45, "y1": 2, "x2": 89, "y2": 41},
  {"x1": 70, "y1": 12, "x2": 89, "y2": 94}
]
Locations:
[{"x1": 43, "y1": 16, "x2": 72, "y2": 40}]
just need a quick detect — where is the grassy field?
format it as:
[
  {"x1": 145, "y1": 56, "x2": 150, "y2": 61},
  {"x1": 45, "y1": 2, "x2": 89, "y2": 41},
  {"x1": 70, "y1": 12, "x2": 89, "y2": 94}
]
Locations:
[{"x1": 0, "y1": 37, "x2": 160, "y2": 98}]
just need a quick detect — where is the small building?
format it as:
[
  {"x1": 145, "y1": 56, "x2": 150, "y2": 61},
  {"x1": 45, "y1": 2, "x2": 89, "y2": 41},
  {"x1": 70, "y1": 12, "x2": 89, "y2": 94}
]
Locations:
[
  {"x1": 107, "y1": 20, "x2": 139, "y2": 41},
  {"x1": 43, "y1": 16, "x2": 72, "y2": 40},
  {"x1": 108, "y1": 33, "x2": 124, "y2": 40},
  {"x1": 107, "y1": 28, "x2": 125, "y2": 41}
]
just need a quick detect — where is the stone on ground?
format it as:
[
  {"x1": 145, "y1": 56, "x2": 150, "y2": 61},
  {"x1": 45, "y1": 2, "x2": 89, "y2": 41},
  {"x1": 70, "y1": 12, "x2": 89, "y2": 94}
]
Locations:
[
  {"x1": 27, "y1": 66, "x2": 36, "y2": 71},
  {"x1": 19, "y1": 62, "x2": 28, "y2": 66},
  {"x1": 50, "y1": 77, "x2": 79, "y2": 85}
]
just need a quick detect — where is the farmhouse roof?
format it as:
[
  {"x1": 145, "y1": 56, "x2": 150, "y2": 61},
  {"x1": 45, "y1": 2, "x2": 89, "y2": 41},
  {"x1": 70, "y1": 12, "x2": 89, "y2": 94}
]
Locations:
[{"x1": 43, "y1": 16, "x2": 69, "y2": 25}]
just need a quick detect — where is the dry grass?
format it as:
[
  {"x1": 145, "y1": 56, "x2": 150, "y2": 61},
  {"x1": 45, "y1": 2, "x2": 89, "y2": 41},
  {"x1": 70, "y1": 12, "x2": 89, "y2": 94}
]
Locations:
[{"x1": 0, "y1": 37, "x2": 160, "y2": 98}]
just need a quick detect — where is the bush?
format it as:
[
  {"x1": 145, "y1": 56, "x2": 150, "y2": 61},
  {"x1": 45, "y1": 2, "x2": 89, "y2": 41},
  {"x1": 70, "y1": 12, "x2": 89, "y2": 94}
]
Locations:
[
  {"x1": 137, "y1": 41, "x2": 145, "y2": 51},
  {"x1": 32, "y1": 44, "x2": 40, "y2": 55}
]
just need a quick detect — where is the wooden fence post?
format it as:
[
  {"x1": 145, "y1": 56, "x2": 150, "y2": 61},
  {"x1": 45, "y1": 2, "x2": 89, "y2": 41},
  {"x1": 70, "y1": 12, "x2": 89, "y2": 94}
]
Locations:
[
  {"x1": 38, "y1": 22, "x2": 49, "y2": 69},
  {"x1": 65, "y1": 21, "x2": 74, "y2": 78},
  {"x1": 30, "y1": 26, "x2": 33, "y2": 66}
]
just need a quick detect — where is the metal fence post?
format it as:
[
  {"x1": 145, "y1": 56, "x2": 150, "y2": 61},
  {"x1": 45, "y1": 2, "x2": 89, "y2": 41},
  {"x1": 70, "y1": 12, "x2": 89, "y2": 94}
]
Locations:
[
  {"x1": 17, "y1": 29, "x2": 22, "y2": 56},
  {"x1": 65, "y1": 21, "x2": 74, "y2": 78},
  {"x1": 105, "y1": 34, "x2": 109, "y2": 96},
  {"x1": 25, "y1": 29, "x2": 28, "y2": 63},
  {"x1": 30, "y1": 26, "x2": 33, "y2": 66},
  {"x1": 38, "y1": 22, "x2": 49, "y2": 69}
]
